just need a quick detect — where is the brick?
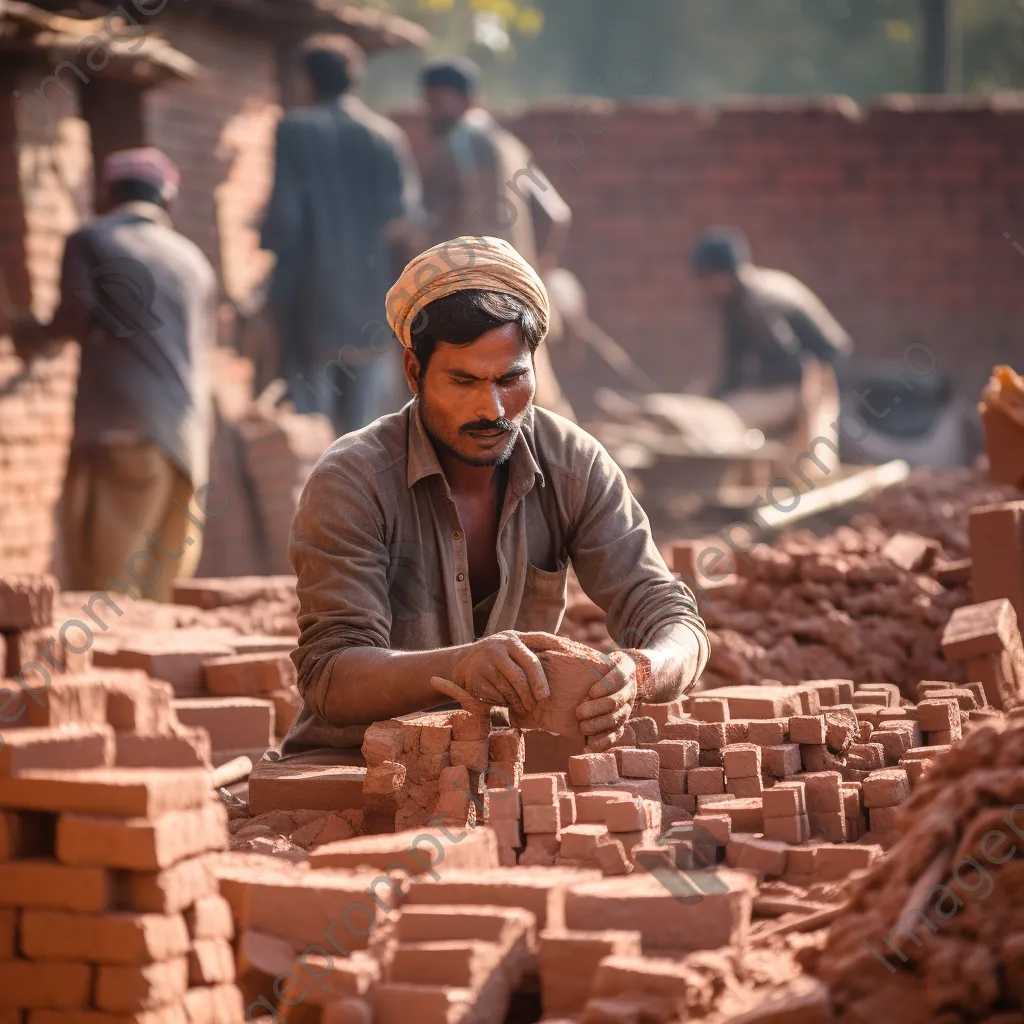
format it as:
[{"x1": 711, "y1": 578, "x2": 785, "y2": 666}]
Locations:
[
  {"x1": 595, "y1": 839, "x2": 632, "y2": 875},
  {"x1": 489, "y1": 818, "x2": 522, "y2": 849},
  {"x1": 713, "y1": 798, "x2": 765, "y2": 833},
  {"x1": 763, "y1": 814, "x2": 810, "y2": 844},
  {"x1": 182, "y1": 983, "x2": 246, "y2": 1023},
  {"x1": 0, "y1": 767, "x2": 209, "y2": 817},
  {"x1": 189, "y1": 938, "x2": 236, "y2": 986},
  {"x1": 374, "y1": 983, "x2": 473, "y2": 1024},
  {"x1": 628, "y1": 717, "x2": 658, "y2": 744},
  {"x1": 116, "y1": 728, "x2": 211, "y2": 769},
  {"x1": 868, "y1": 805, "x2": 901, "y2": 832},
  {"x1": 520, "y1": 833, "x2": 559, "y2": 866},
  {"x1": 388, "y1": 939, "x2": 495, "y2": 988},
  {"x1": 726, "y1": 834, "x2": 788, "y2": 876},
  {"x1": 0, "y1": 860, "x2": 111, "y2": 912},
  {"x1": 696, "y1": 685, "x2": 802, "y2": 719},
  {"x1": 564, "y1": 869, "x2": 755, "y2": 953},
  {"x1": 20, "y1": 908, "x2": 191, "y2": 964},
  {"x1": 309, "y1": 827, "x2": 498, "y2": 875},
  {"x1": 449, "y1": 710, "x2": 490, "y2": 741},
  {"x1": 523, "y1": 804, "x2": 560, "y2": 833},
  {"x1": 691, "y1": 812, "x2": 731, "y2": 846},
  {"x1": 56, "y1": 801, "x2": 227, "y2": 870},
  {"x1": 788, "y1": 715, "x2": 827, "y2": 745},
  {"x1": 813, "y1": 843, "x2": 880, "y2": 880},
  {"x1": 719, "y1": 976, "x2": 834, "y2": 1023},
  {"x1": 0, "y1": 724, "x2": 113, "y2": 776},
  {"x1": 485, "y1": 761, "x2": 521, "y2": 789},
  {"x1": 691, "y1": 697, "x2": 729, "y2": 722},
  {"x1": 761, "y1": 744, "x2": 801, "y2": 777},
  {"x1": 203, "y1": 652, "x2": 297, "y2": 695},
  {"x1": 560, "y1": 823, "x2": 607, "y2": 860},
  {"x1": 0, "y1": 960, "x2": 91, "y2": 1009},
  {"x1": 659, "y1": 719, "x2": 698, "y2": 742},
  {"x1": 862, "y1": 768, "x2": 911, "y2": 808},
  {"x1": 697, "y1": 722, "x2": 727, "y2": 749},
  {"x1": 800, "y1": 771, "x2": 843, "y2": 813},
  {"x1": 746, "y1": 719, "x2": 788, "y2": 746},
  {"x1": 186, "y1": 895, "x2": 234, "y2": 941},
  {"x1": 722, "y1": 743, "x2": 761, "y2": 778},
  {"x1": 725, "y1": 720, "x2": 750, "y2": 744},
  {"x1": 448, "y1": 739, "x2": 489, "y2": 772},
  {"x1": 653, "y1": 739, "x2": 698, "y2": 770},
  {"x1": 808, "y1": 811, "x2": 847, "y2": 842},
  {"x1": 917, "y1": 698, "x2": 959, "y2": 733},
  {"x1": 483, "y1": 788, "x2": 521, "y2": 821},
  {"x1": 604, "y1": 798, "x2": 659, "y2": 833},
  {"x1": 686, "y1": 767, "x2": 724, "y2": 795},
  {"x1": 172, "y1": 697, "x2": 273, "y2": 753},
  {"x1": 520, "y1": 774, "x2": 557, "y2": 805},
  {"x1": 94, "y1": 957, "x2": 189, "y2": 1013},
  {"x1": 658, "y1": 768, "x2": 686, "y2": 794},
  {"x1": 402, "y1": 867, "x2": 597, "y2": 931},
  {"x1": 726, "y1": 776, "x2": 763, "y2": 798},
  {"x1": 0, "y1": 909, "x2": 14, "y2": 960},
  {"x1": 881, "y1": 531, "x2": 937, "y2": 572},
  {"x1": 613, "y1": 747, "x2": 659, "y2": 779},
  {"x1": 361, "y1": 722, "x2": 404, "y2": 764},
  {"x1": 941, "y1": 599, "x2": 1019, "y2": 661},
  {"x1": 558, "y1": 791, "x2": 576, "y2": 825},
  {"x1": 127, "y1": 856, "x2": 217, "y2": 913},
  {"x1": 540, "y1": 928, "x2": 642, "y2": 1015},
  {"x1": 489, "y1": 729, "x2": 524, "y2": 762},
  {"x1": 968, "y1": 501, "x2": 1024, "y2": 625},
  {"x1": 568, "y1": 753, "x2": 618, "y2": 787},
  {"x1": 95, "y1": 635, "x2": 237, "y2": 697},
  {"x1": 247, "y1": 760, "x2": 365, "y2": 814},
  {"x1": 0, "y1": 574, "x2": 56, "y2": 630},
  {"x1": 762, "y1": 781, "x2": 806, "y2": 818}
]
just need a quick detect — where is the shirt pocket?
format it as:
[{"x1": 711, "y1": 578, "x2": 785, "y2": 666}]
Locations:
[{"x1": 515, "y1": 562, "x2": 569, "y2": 633}]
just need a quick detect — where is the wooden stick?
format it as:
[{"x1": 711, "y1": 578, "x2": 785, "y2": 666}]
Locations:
[
  {"x1": 753, "y1": 901, "x2": 850, "y2": 942},
  {"x1": 210, "y1": 755, "x2": 253, "y2": 790},
  {"x1": 754, "y1": 895, "x2": 832, "y2": 919}
]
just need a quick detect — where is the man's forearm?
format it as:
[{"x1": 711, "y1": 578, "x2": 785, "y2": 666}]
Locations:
[
  {"x1": 636, "y1": 621, "x2": 707, "y2": 704},
  {"x1": 310, "y1": 643, "x2": 477, "y2": 728}
]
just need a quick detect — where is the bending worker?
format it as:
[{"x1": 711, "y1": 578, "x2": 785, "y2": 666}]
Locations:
[
  {"x1": 279, "y1": 236, "x2": 709, "y2": 763},
  {"x1": 693, "y1": 226, "x2": 853, "y2": 435}
]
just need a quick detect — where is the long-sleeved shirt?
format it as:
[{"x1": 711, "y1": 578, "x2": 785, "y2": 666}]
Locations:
[
  {"x1": 715, "y1": 265, "x2": 853, "y2": 396},
  {"x1": 53, "y1": 201, "x2": 216, "y2": 484},
  {"x1": 283, "y1": 400, "x2": 709, "y2": 755},
  {"x1": 260, "y1": 95, "x2": 422, "y2": 364}
]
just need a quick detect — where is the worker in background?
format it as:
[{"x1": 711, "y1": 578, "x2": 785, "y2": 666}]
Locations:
[
  {"x1": 692, "y1": 227, "x2": 854, "y2": 435},
  {"x1": 418, "y1": 58, "x2": 575, "y2": 420},
  {"x1": 8, "y1": 148, "x2": 216, "y2": 600},
  {"x1": 261, "y1": 34, "x2": 423, "y2": 435}
]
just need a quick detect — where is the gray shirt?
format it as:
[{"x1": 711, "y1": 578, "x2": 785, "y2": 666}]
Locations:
[
  {"x1": 55, "y1": 201, "x2": 216, "y2": 483},
  {"x1": 283, "y1": 400, "x2": 710, "y2": 754}
]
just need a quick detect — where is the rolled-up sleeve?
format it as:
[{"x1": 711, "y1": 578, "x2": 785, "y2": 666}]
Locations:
[
  {"x1": 288, "y1": 455, "x2": 392, "y2": 718},
  {"x1": 567, "y1": 443, "x2": 710, "y2": 677}
]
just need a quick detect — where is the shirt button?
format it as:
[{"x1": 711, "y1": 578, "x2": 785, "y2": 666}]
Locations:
[
  {"x1": 453, "y1": 531, "x2": 461, "y2": 540},
  {"x1": 456, "y1": 572, "x2": 466, "y2": 582}
]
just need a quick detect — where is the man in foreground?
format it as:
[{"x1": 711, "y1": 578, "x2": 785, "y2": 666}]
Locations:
[
  {"x1": 9, "y1": 148, "x2": 215, "y2": 600},
  {"x1": 261, "y1": 34, "x2": 422, "y2": 434},
  {"x1": 693, "y1": 226, "x2": 854, "y2": 435},
  {"x1": 419, "y1": 58, "x2": 575, "y2": 420},
  {"x1": 280, "y1": 236, "x2": 709, "y2": 762}
]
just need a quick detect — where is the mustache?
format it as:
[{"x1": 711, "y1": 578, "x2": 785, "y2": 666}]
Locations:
[{"x1": 460, "y1": 417, "x2": 515, "y2": 434}]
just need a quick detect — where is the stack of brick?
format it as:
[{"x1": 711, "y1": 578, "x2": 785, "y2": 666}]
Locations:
[
  {"x1": 0, "y1": 765, "x2": 241, "y2": 1021},
  {"x1": 203, "y1": 651, "x2": 302, "y2": 745},
  {"x1": 940, "y1": 597, "x2": 1024, "y2": 710}
]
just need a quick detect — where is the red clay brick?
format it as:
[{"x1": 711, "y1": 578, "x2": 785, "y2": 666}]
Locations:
[
  {"x1": 539, "y1": 929, "x2": 642, "y2": 1015},
  {"x1": 20, "y1": 908, "x2": 191, "y2": 964},
  {"x1": 94, "y1": 957, "x2": 189, "y2": 1013},
  {"x1": 172, "y1": 697, "x2": 273, "y2": 753},
  {"x1": 0, "y1": 574, "x2": 56, "y2": 630},
  {"x1": 0, "y1": 860, "x2": 111, "y2": 912},
  {"x1": 203, "y1": 652, "x2": 297, "y2": 696},
  {"x1": 568, "y1": 753, "x2": 618, "y2": 787},
  {"x1": 0, "y1": 724, "x2": 113, "y2": 776},
  {"x1": 127, "y1": 855, "x2": 218, "y2": 914},
  {"x1": 0, "y1": 960, "x2": 91, "y2": 1009},
  {"x1": 247, "y1": 761, "x2": 365, "y2": 814}
]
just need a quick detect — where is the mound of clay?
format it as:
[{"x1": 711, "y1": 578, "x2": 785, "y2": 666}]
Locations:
[{"x1": 809, "y1": 715, "x2": 1024, "y2": 1023}]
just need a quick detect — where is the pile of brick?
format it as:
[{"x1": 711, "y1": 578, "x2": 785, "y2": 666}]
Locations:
[
  {"x1": 809, "y1": 714, "x2": 1024, "y2": 1024},
  {"x1": 0, "y1": 764, "x2": 243, "y2": 1020}
]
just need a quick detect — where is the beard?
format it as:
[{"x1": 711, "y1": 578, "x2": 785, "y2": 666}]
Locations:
[{"x1": 419, "y1": 398, "x2": 521, "y2": 468}]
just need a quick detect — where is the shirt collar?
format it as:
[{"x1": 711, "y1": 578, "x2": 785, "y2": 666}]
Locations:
[
  {"x1": 110, "y1": 200, "x2": 172, "y2": 229},
  {"x1": 406, "y1": 400, "x2": 545, "y2": 496}
]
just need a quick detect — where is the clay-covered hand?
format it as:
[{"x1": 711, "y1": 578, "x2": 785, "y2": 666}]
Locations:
[
  {"x1": 575, "y1": 650, "x2": 638, "y2": 752},
  {"x1": 431, "y1": 630, "x2": 550, "y2": 718}
]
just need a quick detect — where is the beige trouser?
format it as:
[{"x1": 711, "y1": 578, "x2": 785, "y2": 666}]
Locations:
[
  {"x1": 724, "y1": 385, "x2": 802, "y2": 435},
  {"x1": 61, "y1": 443, "x2": 203, "y2": 602}
]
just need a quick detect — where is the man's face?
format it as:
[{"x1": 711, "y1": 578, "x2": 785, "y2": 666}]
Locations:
[
  {"x1": 406, "y1": 323, "x2": 536, "y2": 468},
  {"x1": 424, "y1": 85, "x2": 471, "y2": 135}
]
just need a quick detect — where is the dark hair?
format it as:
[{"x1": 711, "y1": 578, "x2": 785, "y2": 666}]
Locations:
[
  {"x1": 692, "y1": 227, "x2": 751, "y2": 276},
  {"x1": 108, "y1": 178, "x2": 165, "y2": 206},
  {"x1": 420, "y1": 57, "x2": 480, "y2": 95},
  {"x1": 411, "y1": 289, "x2": 544, "y2": 376},
  {"x1": 300, "y1": 34, "x2": 365, "y2": 98}
]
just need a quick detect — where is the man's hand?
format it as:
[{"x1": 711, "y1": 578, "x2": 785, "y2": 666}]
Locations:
[
  {"x1": 575, "y1": 650, "x2": 637, "y2": 752},
  {"x1": 431, "y1": 631, "x2": 550, "y2": 718}
]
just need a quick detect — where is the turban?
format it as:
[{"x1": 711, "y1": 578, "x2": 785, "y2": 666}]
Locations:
[
  {"x1": 102, "y1": 147, "x2": 180, "y2": 202},
  {"x1": 386, "y1": 236, "x2": 550, "y2": 350},
  {"x1": 421, "y1": 57, "x2": 480, "y2": 95}
]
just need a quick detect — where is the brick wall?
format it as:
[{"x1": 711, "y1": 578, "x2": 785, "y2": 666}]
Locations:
[{"x1": 398, "y1": 95, "x2": 1024, "y2": 399}]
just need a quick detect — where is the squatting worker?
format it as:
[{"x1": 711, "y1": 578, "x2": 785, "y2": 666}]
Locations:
[
  {"x1": 278, "y1": 236, "x2": 709, "y2": 765},
  {"x1": 693, "y1": 227, "x2": 854, "y2": 435},
  {"x1": 9, "y1": 148, "x2": 215, "y2": 600}
]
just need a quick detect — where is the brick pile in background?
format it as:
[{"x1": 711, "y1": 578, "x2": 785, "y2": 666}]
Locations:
[{"x1": 0, "y1": 765, "x2": 241, "y2": 1021}]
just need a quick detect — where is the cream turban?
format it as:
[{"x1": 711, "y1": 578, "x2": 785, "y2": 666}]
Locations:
[{"x1": 385, "y1": 236, "x2": 549, "y2": 349}]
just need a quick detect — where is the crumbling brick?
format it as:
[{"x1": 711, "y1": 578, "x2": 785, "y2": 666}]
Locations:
[
  {"x1": 0, "y1": 574, "x2": 56, "y2": 630},
  {"x1": 862, "y1": 768, "x2": 911, "y2": 808}
]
